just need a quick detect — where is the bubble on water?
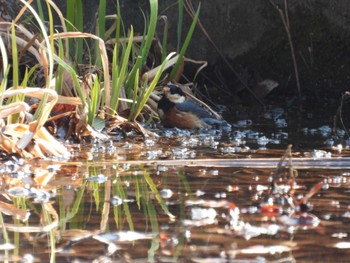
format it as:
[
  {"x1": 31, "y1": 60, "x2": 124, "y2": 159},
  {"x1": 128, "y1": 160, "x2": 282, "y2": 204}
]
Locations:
[
  {"x1": 336, "y1": 128, "x2": 346, "y2": 137},
  {"x1": 0, "y1": 243, "x2": 15, "y2": 250},
  {"x1": 8, "y1": 187, "x2": 30, "y2": 198},
  {"x1": 122, "y1": 163, "x2": 130, "y2": 170},
  {"x1": 309, "y1": 128, "x2": 317, "y2": 135},
  {"x1": 181, "y1": 137, "x2": 199, "y2": 147},
  {"x1": 246, "y1": 130, "x2": 260, "y2": 140},
  {"x1": 195, "y1": 190, "x2": 205, "y2": 196},
  {"x1": 209, "y1": 170, "x2": 219, "y2": 176},
  {"x1": 330, "y1": 200, "x2": 340, "y2": 208},
  {"x1": 106, "y1": 144, "x2": 116, "y2": 153},
  {"x1": 257, "y1": 136, "x2": 269, "y2": 146},
  {"x1": 271, "y1": 108, "x2": 285, "y2": 120},
  {"x1": 334, "y1": 242, "x2": 350, "y2": 249},
  {"x1": 325, "y1": 138, "x2": 334, "y2": 146},
  {"x1": 144, "y1": 139, "x2": 156, "y2": 147},
  {"x1": 323, "y1": 214, "x2": 332, "y2": 220},
  {"x1": 191, "y1": 207, "x2": 217, "y2": 221},
  {"x1": 87, "y1": 174, "x2": 108, "y2": 183},
  {"x1": 160, "y1": 189, "x2": 173, "y2": 199},
  {"x1": 332, "y1": 232, "x2": 348, "y2": 239},
  {"x1": 335, "y1": 144, "x2": 343, "y2": 153},
  {"x1": 342, "y1": 211, "x2": 350, "y2": 218},
  {"x1": 239, "y1": 244, "x2": 291, "y2": 254},
  {"x1": 275, "y1": 118, "x2": 287, "y2": 128},
  {"x1": 30, "y1": 188, "x2": 53, "y2": 203},
  {"x1": 157, "y1": 166, "x2": 168, "y2": 172},
  {"x1": 111, "y1": 196, "x2": 123, "y2": 206},
  {"x1": 221, "y1": 146, "x2": 236, "y2": 154},
  {"x1": 235, "y1": 119, "x2": 252, "y2": 127},
  {"x1": 146, "y1": 149, "x2": 162, "y2": 159},
  {"x1": 302, "y1": 128, "x2": 309, "y2": 135},
  {"x1": 312, "y1": 150, "x2": 331, "y2": 159},
  {"x1": 318, "y1": 125, "x2": 332, "y2": 137},
  {"x1": 256, "y1": 185, "x2": 268, "y2": 192},
  {"x1": 322, "y1": 183, "x2": 329, "y2": 190}
]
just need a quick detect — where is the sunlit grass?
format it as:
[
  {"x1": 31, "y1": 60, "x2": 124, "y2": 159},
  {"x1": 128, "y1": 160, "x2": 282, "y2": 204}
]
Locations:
[
  {"x1": 0, "y1": 0, "x2": 204, "y2": 261},
  {"x1": 0, "y1": 0, "x2": 201, "y2": 157}
]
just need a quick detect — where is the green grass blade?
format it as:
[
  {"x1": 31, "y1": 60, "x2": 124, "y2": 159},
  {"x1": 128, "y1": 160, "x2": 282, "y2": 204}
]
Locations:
[
  {"x1": 111, "y1": 27, "x2": 134, "y2": 112},
  {"x1": 115, "y1": 0, "x2": 121, "y2": 41},
  {"x1": 0, "y1": 36, "x2": 8, "y2": 102},
  {"x1": 45, "y1": 0, "x2": 55, "y2": 57},
  {"x1": 94, "y1": 0, "x2": 106, "y2": 65},
  {"x1": 130, "y1": 52, "x2": 176, "y2": 121},
  {"x1": 66, "y1": 0, "x2": 83, "y2": 63},
  {"x1": 75, "y1": 0, "x2": 84, "y2": 64},
  {"x1": 55, "y1": 37, "x2": 65, "y2": 95},
  {"x1": 11, "y1": 23, "x2": 19, "y2": 91},
  {"x1": 125, "y1": 0, "x2": 158, "y2": 95},
  {"x1": 141, "y1": 0, "x2": 158, "y2": 65},
  {"x1": 177, "y1": 0, "x2": 184, "y2": 52},
  {"x1": 21, "y1": 65, "x2": 38, "y2": 96},
  {"x1": 20, "y1": 0, "x2": 54, "y2": 87},
  {"x1": 128, "y1": 69, "x2": 140, "y2": 121},
  {"x1": 170, "y1": 3, "x2": 201, "y2": 80},
  {"x1": 66, "y1": 0, "x2": 74, "y2": 32},
  {"x1": 36, "y1": 0, "x2": 45, "y2": 21},
  {"x1": 54, "y1": 54, "x2": 86, "y2": 105},
  {"x1": 8, "y1": 23, "x2": 20, "y2": 123},
  {"x1": 98, "y1": 0, "x2": 106, "y2": 38},
  {"x1": 88, "y1": 75, "x2": 100, "y2": 126}
]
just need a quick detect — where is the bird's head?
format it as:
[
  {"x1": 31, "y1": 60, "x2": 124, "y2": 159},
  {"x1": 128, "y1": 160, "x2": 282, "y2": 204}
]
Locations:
[{"x1": 162, "y1": 84, "x2": 186, "y2": 103}]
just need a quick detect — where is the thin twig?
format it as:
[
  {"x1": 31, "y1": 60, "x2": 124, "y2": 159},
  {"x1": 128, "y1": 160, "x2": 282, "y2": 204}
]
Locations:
[
  {"x1": 269, "y1": 0, "x2": 301, "y2": 97},
  {"x1": 333, "y1": 91, "x2": 350, "y2": 138},
  {"x1": 184, "y1": 0, "x2": 266, "y2": 108}
]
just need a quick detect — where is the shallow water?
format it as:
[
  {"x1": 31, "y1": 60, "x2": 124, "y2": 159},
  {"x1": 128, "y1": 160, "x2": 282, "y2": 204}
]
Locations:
[{"x1": 1, "y1": 108, "x2": 350, "y2": 262}]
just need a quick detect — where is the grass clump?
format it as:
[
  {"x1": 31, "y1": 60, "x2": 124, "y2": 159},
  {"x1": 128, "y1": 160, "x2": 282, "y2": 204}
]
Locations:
[{"x1": 0, "y1": 0, "x2": 200, "y2": 158}]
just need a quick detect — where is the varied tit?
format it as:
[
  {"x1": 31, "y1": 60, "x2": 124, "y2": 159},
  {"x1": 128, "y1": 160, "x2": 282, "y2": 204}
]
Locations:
[{"x1": 157, "y1": 84, "x2": 231, "y2": 129}]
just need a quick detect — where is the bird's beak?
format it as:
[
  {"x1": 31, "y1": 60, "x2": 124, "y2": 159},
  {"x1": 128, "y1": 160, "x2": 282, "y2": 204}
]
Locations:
[{"x1": 162, "y1": 86, "x2": 171, "y2": 93}]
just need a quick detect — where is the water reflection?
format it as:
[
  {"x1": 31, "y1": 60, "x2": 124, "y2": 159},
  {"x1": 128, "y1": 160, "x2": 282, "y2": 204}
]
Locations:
[
  {"x1": 1, "y1": 114, "x2": 350, "y2": 262},
  {"x1": 0, "y1": 148, "x2": 350, "y2": 262}
]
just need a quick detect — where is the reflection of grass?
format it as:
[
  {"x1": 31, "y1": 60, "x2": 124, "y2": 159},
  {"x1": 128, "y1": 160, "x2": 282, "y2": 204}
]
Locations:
[
  {"x1": 57, "y1": 164, "x2": 174, "y2": 233},
  {"x1": 0, "y1": 159, "x2": 193, "y2": 260},
  {"x1": 56, "y1": 164, "x2": 176, "y2": 260},
  {"x1": 0, "y1": 212, "x2": 9, "y2": 260},
  {"x1": 59, "y1": 182, "x2": 87, "y2": 231}
]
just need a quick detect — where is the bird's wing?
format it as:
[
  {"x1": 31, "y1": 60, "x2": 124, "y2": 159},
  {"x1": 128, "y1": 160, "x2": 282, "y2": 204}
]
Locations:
[{"x1": 174, "y1": 99, "x2": 216, "y2": 119}]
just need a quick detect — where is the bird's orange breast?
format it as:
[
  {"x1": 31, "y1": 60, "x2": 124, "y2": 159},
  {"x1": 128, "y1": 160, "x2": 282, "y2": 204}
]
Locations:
[{"x1": 161, "y1": 108, "x2": 208, "y2": 129}]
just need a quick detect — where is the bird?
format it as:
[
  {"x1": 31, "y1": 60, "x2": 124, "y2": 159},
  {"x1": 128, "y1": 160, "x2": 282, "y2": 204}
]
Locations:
[{"x1": 157, "y1": 84, "x2": 231, "y2": 130}]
